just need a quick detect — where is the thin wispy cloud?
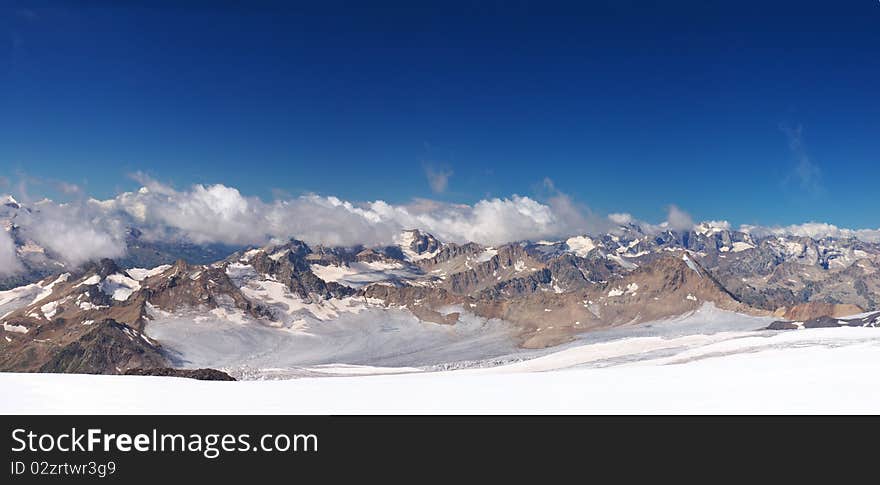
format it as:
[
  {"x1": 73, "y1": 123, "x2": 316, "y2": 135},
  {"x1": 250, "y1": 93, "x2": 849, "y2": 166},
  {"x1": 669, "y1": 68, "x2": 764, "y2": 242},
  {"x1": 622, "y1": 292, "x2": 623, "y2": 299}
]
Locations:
[
  {"x1": 56, "y1": 181, "x2": 82, "y2": 195},
  {"x1": 781, "y1": 124, "x2": 824, "y2": 195},
  {"x1": 424, "y1": 165, "x2": 453, "y2": 194},
  {"x1": 4, "y1": 172, "x2": 85, "y2": 202}
]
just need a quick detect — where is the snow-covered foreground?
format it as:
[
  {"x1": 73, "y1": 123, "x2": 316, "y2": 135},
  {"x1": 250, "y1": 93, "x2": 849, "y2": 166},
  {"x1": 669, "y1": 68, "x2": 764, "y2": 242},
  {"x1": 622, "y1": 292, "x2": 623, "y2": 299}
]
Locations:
[
  {"x1": 144, "y1": 302, "x2": 780, "y2": 378},
  {"x1": 145, "y1": 305, "x2": 522, "y2": 377},
  {"x1": 141, "y1": 302, "x2": 787, "y2": 377},
  {"x1": 4, "y1": 324, "x2": 880, "y2": 414}
]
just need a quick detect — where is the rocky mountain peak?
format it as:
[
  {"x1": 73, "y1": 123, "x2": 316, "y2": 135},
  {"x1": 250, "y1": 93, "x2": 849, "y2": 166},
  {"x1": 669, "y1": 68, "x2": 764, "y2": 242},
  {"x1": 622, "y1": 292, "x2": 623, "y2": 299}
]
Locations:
[
  {"x1": 2, "y1": 195, "x2": 20, "y2": 209},
  {"x1": 92, "y1": 258, "x2": 123, "y2": 279},
  {"x1": 399, "y1": 229, "x2": 442, "y2": 261},
  {"x1": 4, "y1": 218, "x2": 880, "y2": 378},
  {"x1": 169, "y1": 258, "x2": 191, "y2": 272},
  {"x1": 282, "y1": 238, "x2": 312, "y2": 258}
]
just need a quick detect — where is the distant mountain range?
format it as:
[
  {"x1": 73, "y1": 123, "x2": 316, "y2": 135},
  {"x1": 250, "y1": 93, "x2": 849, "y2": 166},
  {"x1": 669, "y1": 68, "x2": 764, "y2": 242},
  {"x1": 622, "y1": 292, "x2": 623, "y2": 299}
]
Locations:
[
  {"x1": 3, "y1": 195, "x2": 880, "y2": 377},
  {"x1": 0, "y1": 195, "x2": 241, "y2": 291}
]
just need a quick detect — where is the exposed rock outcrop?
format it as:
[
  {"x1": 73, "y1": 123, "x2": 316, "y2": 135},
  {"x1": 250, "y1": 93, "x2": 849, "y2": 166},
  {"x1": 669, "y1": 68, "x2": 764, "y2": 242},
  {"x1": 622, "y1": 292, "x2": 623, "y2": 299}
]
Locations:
[
  {"x1": 775, "y1": 302, "x2": 863, "y2": 321},
  {"x1": 768, "y1": 311, "x2": 879, "y2": 330},
  {"x1": 124, "y1": 367, "x2": 235, "y2": 381}
]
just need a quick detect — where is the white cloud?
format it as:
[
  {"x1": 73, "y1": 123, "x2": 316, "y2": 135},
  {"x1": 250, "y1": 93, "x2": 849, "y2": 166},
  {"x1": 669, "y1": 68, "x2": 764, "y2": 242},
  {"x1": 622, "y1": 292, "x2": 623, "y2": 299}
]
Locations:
[
  {"x1": 4, "y1": 175, "x2": 880, "y2": 275},
  {"x1": 17, "y1": 201, "x2": 127, "y2": 267},
  {"x1": 399, "y1": 195, "x2": 564, "y2": 245},
  {"x1": 99, "y1": 179, "x2": 403, "y2": 247},
  {"x1": 424, "y1": 166, "x2": 453, "y2": 194},
  {"x1": 0, "y1": 228, "x2": 23, "y2": 275},
  {"x1": 56, "y1": 181, "x2": 82, "y2": 195},
  {"x1": 741, "y1": 222, "x2": 880, "y2": 243},
  {"x1": 96, "y1": 177, "x2": 604, "y2": 247},
  {"x1": 608, "y1": 213, "x2": 633, "y2": 225},
  {"x1": 699, "y1": 220, "x2": 731, "y2": 231},
  {"x1": 782, "y1": 124, "x2": 823, "y2": 195},
  {"x1": 666, "y1": 205, "x2": 695, "y2": 231}
]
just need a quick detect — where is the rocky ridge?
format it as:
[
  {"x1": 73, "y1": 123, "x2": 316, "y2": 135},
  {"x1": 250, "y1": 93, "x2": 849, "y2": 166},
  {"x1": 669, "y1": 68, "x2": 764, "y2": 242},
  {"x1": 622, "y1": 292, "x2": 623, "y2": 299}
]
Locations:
[{"x1": 3, "y1": 221, "x2": 880, "y2": 374}]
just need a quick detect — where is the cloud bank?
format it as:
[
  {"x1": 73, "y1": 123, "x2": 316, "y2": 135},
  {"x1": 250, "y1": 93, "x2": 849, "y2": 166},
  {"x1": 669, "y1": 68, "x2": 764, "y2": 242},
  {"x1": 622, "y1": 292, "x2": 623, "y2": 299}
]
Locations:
[
  {"x1": 2, "y1": 175, "x2": 880, "y2": 272},
  {"x1": 105, "y1": 176, "x2": 597, "y2": 247},
  {"x1": 0, "y1": 228, "x2": 22, "y2": 276},
  {"x1": 741, "y1": 222, "x2": 880, "y2": 244},
  {"x1": 15, "y1": 201, "x2": 127, "y2": 267}
]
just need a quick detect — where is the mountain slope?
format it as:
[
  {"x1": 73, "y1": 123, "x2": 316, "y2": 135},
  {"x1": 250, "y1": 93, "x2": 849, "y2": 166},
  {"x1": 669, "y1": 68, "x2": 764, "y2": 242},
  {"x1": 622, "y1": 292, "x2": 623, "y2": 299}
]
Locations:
[{"x1": 3, "y1": 223, "x2": 880, "y2": 377}]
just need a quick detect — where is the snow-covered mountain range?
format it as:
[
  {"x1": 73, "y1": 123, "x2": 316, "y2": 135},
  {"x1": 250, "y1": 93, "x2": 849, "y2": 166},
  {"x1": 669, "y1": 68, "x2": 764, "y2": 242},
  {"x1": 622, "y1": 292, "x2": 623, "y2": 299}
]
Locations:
[
  {"x1": 0, "y1": 195, "x2": 239, "y2": 291},
  {"x1": 3, "y1": 199, "x2": 880, "y2": 378}
]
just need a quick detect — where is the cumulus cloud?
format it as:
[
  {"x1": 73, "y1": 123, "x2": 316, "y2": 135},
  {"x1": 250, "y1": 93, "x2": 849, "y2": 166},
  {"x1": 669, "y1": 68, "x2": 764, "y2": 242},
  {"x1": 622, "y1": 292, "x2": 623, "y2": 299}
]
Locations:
[
  {"x1": 700, "y1": 220, "x2": 731, "y2": 231},
  {"x1": 116, "y1": 182, "x2": 266, "y2": 245},
  {"x1": 396, "y1": 196, "x2": 566, "y2": 244},
  {"x1": 111, "y1": 179, "x2": 845, "y2": 251},
  {"x1": 536, "y1": 178, "x2": 613, "y2": 238},
  {"x1": 88, "y1": 177, "x2": 602, "y2": 247},
  {"x1": 117, "y1": 174, "x2": 616, "y2": 247},
  {"x1": 0, "y1": 228, "x2": 23, "y2": 275},
  {"x1": 5, "y1": 174, "x2": 880, "y2": 274},
  {"x1": 16, "y1": 200, "x2": 127, "y2": 267},
  {"x1": 100, "y1": 178, "x2": 400, "y2": 247},
  {"x1": 424, "y1": 166, "x2": 453, "y2": 194},
  {"x1": 666, "y1": 205, "x2": 695, "y2": 231},
  {"x1": 608, "y1": 213, "x2": 634, "y2": 225},
  {"x1": 741, "y1": 222, "x2": 880, "y2": 243}
]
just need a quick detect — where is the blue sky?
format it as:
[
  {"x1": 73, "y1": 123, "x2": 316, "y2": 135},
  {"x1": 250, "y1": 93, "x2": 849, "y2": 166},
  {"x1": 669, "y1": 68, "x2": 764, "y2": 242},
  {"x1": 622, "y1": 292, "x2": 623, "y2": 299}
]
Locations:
[{"x1": 1, "y1": 1, "x2": 879, "y2": 228}]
